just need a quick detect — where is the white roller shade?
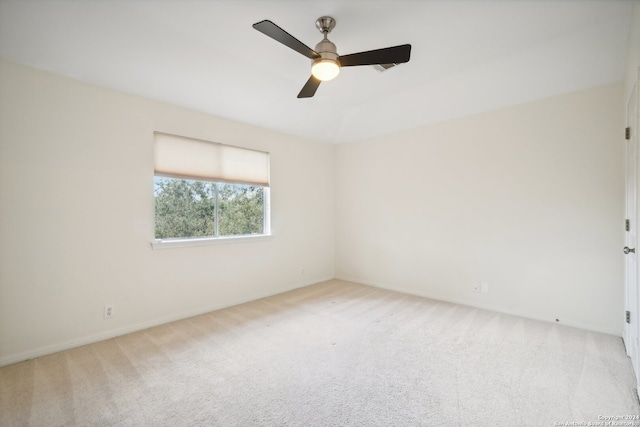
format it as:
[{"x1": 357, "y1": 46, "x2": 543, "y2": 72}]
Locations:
[{"x1": 154, "y1": 133, "x2": 270, "y2": 187}]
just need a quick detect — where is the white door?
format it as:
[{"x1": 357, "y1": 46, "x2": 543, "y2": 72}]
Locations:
[{"x1": 624, "y1": 75, "x2": 639, "y2": 391}]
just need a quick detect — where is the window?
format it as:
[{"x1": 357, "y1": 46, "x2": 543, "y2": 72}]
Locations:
[{"x1": 153, "y1": 132, "x2": 270, "y2": 245}]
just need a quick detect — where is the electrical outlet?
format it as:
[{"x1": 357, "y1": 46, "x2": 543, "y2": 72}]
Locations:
[
  {"x1": 473, "y1": 282, "x2": 490, "y2": 293},
  {"x1": 301, "y1": 268, "x2": 305, "y2": 276},
  {"x1": 104, "y1": 304, "x2": 114, "y2": 319}
]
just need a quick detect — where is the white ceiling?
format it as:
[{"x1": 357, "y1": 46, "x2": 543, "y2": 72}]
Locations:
[{"x1": 0, "y1": 0, "x2": 635, "y2": 143}]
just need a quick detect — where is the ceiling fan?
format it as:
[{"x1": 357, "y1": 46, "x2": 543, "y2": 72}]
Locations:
[{"x1": 253, "y1": 16, "x2": 412, "y2": 98}]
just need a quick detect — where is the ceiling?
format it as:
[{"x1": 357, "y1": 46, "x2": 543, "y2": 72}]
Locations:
[{"x1": 0, "y1": 0, "x2": 635, "y2": 144}]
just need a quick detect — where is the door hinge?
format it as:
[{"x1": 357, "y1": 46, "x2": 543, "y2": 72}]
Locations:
[
  {"x1": 626, "y1": 127, "x2": 631, "y2": 140},
  {"x1": 627, "y1": 310, "x2": 631, "y2": 324},
  {"x1": 626, "y1": 219, "x2": 631, "y2": 231}
]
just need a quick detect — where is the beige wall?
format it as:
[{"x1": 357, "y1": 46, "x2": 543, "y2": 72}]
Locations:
[
  {"x1": 335, "y1": 83, "x2": 624, "y2": 334},
  {"x1": 0, "y1": 61, "x2": 335, "y2": 365},
  {"x1": 625, "y1": 2, "x2": 640, "y2": 102},
  {"x1": 0, "y1": 57, "x2": 629, "y2": 365}
]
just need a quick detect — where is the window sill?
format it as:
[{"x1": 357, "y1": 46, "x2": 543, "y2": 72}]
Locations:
[{"x1": 151, "y1": 234, "x2": 272, "y2": 250}]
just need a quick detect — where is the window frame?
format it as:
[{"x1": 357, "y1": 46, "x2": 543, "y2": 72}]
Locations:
[{"x1": 152, "y1": 181, "x2": 271, "y2": 249}]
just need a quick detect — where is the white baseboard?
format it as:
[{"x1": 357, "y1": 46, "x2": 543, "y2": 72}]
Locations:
[
  {"x1": 335, "y1": 275, "x2": 623, "y2": 337},
  {"x1": 2, "y1": 273, "x2": 619, "y2": 367},
  {"x1": 0, "y1": 275, "x2": 334, "y2": 368}
]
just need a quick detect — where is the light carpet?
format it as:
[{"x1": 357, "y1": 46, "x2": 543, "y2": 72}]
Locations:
[{"x1": 1, "y1": 280, "x2": 639, "y2": 426}]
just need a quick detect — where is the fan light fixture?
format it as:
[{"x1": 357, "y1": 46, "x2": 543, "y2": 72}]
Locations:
[{"x1": 311, "y1": 59, "x2": 340, "y2": 81}]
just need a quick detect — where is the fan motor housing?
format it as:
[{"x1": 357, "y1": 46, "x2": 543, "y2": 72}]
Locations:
[{"x1": 313, "y1": 39, "x2": 339, "y2": 65}]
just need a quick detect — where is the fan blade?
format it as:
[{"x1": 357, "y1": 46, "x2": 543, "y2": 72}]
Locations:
[
  {"x1": 253, "y1": 20, "x2": 320, "y2": 60},
  {"x1": 339, "y1": 44, "x2": 411, "y2": 67},
  {"x1": 297, "y1": 76, "x2": 321, "y2": 98}
]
